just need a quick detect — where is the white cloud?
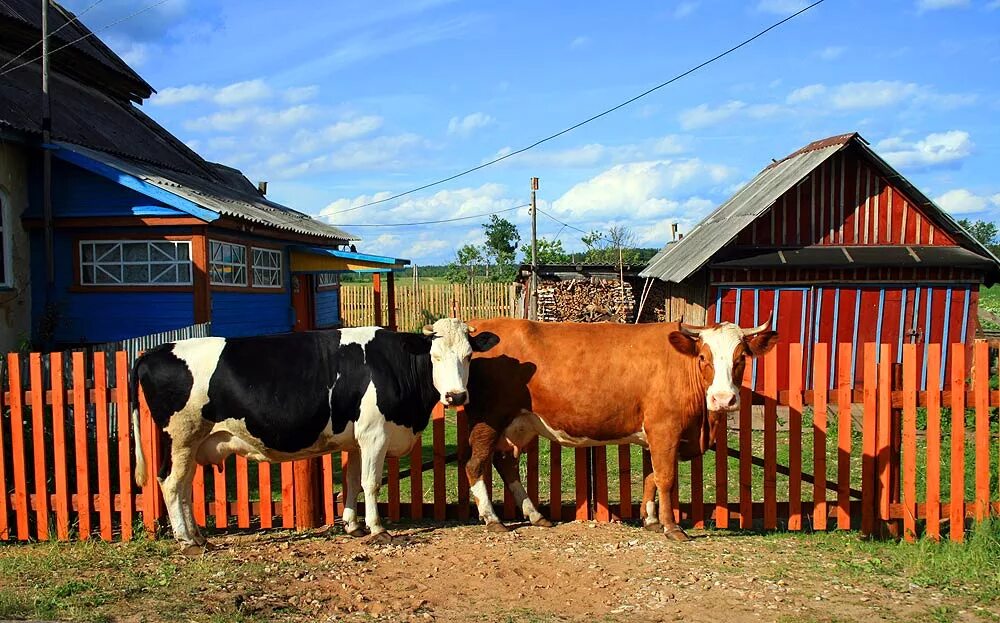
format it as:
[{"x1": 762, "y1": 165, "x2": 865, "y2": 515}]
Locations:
[
  {"x1": 284, "y1": 85, "x2": 319, "y2": 103},
  {"x1": 678, "y1": 101, "x2": 785, "y2": 129},
  {"x1": 934, "y1": 188, "x2": 997, "y2": 215},
  {"x1": 877, "y1": 130, "x2": 974, "y2": 168},
  {"x1": 818, "y1": 46, "x2": 845, "y2": 60},
  {"x1": 551, "y1": 159, "x2": 734, "y2": 220},
  {"x1": 916, "y1": 0, "x2": 970, "y2": 12},
  {"x1": 570, "y1": 35, "x2": 591, "y2": 48},
  {"x1": 184, "y1": 105, "x2": 317, "y2": 132},
  {"x1": 756, "y1": 0, "x2": 808, "y2": 14},
  {"x1": 989, "y1": 0, "x2": 1000, "y2": 9},
  {"x1": 674, "y1": 2, "x2": 699, "y2": 18},
  {"x1": 291, "y1": 116, "x2": 384, "y2": 154},
  {"x1": 321, "y1": 183, "x2": 522, "y2": 226},
  {"x1": 787, "y1": 84, "x2": 827, "y2": 104},
  {"x1": 151, "y1": 84, "x2": 213, "y2": 106},
  {"x1": 273, "y1": 133, "x2": 425, "y2": 178},
  {"x1": 781, "y1": 80, "x2": 974, "y2": 112},
  {"x1": 447, "y1": 112, "x2": 495, "y2": 137},
  {"x1": 213, "y1": 79, "x2": 272, "y2": 106}
]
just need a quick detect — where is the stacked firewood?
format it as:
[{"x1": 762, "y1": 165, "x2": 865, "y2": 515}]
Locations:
[{"x1": 536, "y1": 278, "x2": 635, "y2": 323}]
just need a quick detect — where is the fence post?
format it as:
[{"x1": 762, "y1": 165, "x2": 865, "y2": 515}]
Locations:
[{"x1": 372, "y1": 273, "x2": 383, "y2": 327}]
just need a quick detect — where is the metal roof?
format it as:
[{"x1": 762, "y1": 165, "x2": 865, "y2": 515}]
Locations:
[
  {"x1": 54, "y1": 142, "x2": 358, "y2": 242},
  {"x1": 640, "y1": 135, "x2": 853, "y2": 282},
  {"x1": 639, "y1": 132, "x2": 1000, "y2": 284}
]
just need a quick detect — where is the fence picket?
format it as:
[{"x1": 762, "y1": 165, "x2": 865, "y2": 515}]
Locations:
[
  {"x1": 550, "y1": 441, "x2": 562, "y2": 522},
  {"x1": 877, "y1": 345, "x2": 892, "y2": 533},
  {"x1": 29, "y1": 354, "x2": 50, "y2": 540},
  {"x1": 813, "y1": 343, "x2": 828, "y2": 531},
  {"x1": 73, "y1": 352, "x2": 91, "y2": 539},
  {"x1": 410, "y1": 436, "x2": 423, "y2": 520},
  {"x1": 457, "y1": 409, "x2": 470, "y2": 521},
  {"x1": 837, "y1": 345, "x2": 852, "y2": 530},
  {"x1": 950, "y1": 347, "x2": 965, "y2": 543},
  {"x1": 258, "y1": 462, "x2": 272, "y2": 529},
  {"x1": 114, "y1": 352, "x2": 133, "y2": 541},
  {"x1": 739, "y1": 383, "x2": 752, "y2": 529},
  {"x1": 902, "y1": 344, "x2": 917, "y2": 542},
  {"x1": 690, "y1": 454, "x2": 704, "y2": 529},
  {"x1": 926, "y1": 344, "x2": 942, "y2": 541},
  {"x1": 619, "y1": 444, "x2": 632, "y2": 521},
  {"x1": 763, "y1": 347, "x2": 778, "y2": 530},
  {"x1": 433, "y1": 403, "x2": 446, "y2": 521},
  {"x1": 388, "y1": 457, "x2": 401, "y2": 522},
  {"x1": 594, "y1": 446, "x2": 610, "y2": 523},
  {"x1": 575, "y1": 448, "x2": 588, "y2": 521},
  {"x1": 281, "y1": 462, "x2": 294, "y2": 529},
  {"x1": 322, "y1": 455, "x2": 335, "y2": 525},
  {"x1": 236, "y1": 456, "x2": 251, "y2": 528},
  {"x1": 861, "y1": 343, "x2": 877, "y2": 537},
  {"x1": 193, "y1": 465, "x2": 207, "y2": 527},
  {"x1": 8, "y1": 354, "x2": 29, "y2": 540},
  {"x1": 51, "y1": 352, "x2": 70, "y2": 540},
  {"x1": 974, "y1": 341, "x2": 990, "y2": 522},
  {"x1": 215, "y1": 462, "x2": 229, "y2": 529},
  {"x1": 93, "y1": 352, "x2": 112, "y2": 541},
  {"x1": 527, "y1": 439, "x2": 539, "y2": 516},
  {"x1": 0, "y1": 356, "x2": 8, "y2": 540},
  {"x1": 788, "y1": 344, "x2": 803, "y2": 531}
]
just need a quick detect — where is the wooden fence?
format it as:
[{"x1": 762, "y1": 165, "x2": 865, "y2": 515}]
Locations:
[
  {"x1": 1, "y1": 341, "x2": 997, "y2": 543},
  {"x1": 341, "y1": 282, "x2": 519, "y2": 331}
]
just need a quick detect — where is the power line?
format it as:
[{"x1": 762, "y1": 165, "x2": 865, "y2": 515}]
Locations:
[
  {"x1": 0, "y1": 0, "x2": 174, "y2": 78},
  {"x1": 536, "y1": 207, "x2": 598, "y2": 238},
  {"x1": 334, "y1": 203, "x2": 528, "y2": 227},
  {"x1": 0, "y1": 0, "x2": 109, "y2": 73},
  {"x1": 327, "y1": 0, "x2": 826, "y2": 216}
]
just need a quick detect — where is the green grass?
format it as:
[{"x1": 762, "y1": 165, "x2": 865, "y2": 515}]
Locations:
[{"x1": 978, "y1": 284, "x2": 1000, "y2": 329}]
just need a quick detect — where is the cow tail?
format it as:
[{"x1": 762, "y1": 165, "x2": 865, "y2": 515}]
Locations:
[{"x1": 130, "y1": 355, "x2": 148, "y2": 487}]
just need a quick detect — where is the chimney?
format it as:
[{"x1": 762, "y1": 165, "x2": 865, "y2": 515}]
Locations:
[
  {"x1": 258, "y1": 181, "x2": 268, "y2": 195},
  {"x1": 671, "y1": 223, "x2": 678, "y2": 241},
  {"x1": 678, "y1": 233, "x2": 684, "y2": 240}
]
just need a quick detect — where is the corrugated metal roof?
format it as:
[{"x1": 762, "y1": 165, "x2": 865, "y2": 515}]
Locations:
[
  {"x1": 640, "y1": 138, "x2": 850, "y2": 282},
  {"x1": 56, "y1": 142, "x2": 358, "y2": 242}
]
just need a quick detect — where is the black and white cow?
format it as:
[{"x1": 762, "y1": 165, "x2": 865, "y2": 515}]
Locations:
[{"x1": 129, "y1": 318, "x2": 499, "y2": 549}]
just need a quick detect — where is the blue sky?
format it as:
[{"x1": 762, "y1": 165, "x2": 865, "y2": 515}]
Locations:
[{"x1": 64, "y1": 0, "x2": 1000, "y2": 264}]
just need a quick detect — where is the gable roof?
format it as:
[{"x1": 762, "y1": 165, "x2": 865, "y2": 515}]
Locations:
[{"x1": 640, "y1": 132, "x2": 1000, "y2": 283}]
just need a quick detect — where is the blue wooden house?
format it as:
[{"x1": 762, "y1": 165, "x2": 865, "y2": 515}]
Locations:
[{"x1": 0, "y1": 0, "x2": 405, "y2": 351}]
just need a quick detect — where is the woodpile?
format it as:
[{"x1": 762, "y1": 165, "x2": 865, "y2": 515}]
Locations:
[{"x1": 536, "y1": 278, "x2": 634, "y2": 322}]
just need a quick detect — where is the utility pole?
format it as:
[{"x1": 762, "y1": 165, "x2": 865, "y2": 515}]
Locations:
[
  {"x1": 41, "y1": 0, "x2": 54, "y2": 284},
  {"x1": 529, "y1": 177, "x2": 539, "y2": 321}
]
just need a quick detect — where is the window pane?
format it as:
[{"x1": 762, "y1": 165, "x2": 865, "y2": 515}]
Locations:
[
  {"x1": 95, "y1": 264, "x2": 121, "y2": 284},
  {"x1": 177, "y1": 243, "x2": 189, "y2": 260},
  {"x1": 95, "y1": 243, "x2": 120, "y2": 262},
  {"x1": 150, "y1": 264, "x2": 176, "y2": 283},
  {"x1": 82, "y1": 244, "x2": 94, "y2": 262},
  {"x1": 81, "y1": 264, "x2": 94, "y2": 284},
  {"x1": 178, "y1": 263, "x2": 191, "y2": 283},
  {"x1": 123, "y1": 264, "x2": 150, "y2": 283},
  {"x1": 123, "y1": 242, "x2": 149, "y2": 262}
]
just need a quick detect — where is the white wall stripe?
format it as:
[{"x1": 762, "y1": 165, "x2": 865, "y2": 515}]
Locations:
[
  {"x1": 886, "y1": 185, "x2": 893, "y2": 243},
  {"x1": 900, "y1": 200, "x2": 908, "y2": 245},
  {"x1": 863, "y1": 167, "x2": 871, "y2": 245},
  {"x1": 872, "y1": 176, "x2": 880, "y2": 244},
  {"x1": 853, "y1": 158, "x2": 860, "y2": 243}
]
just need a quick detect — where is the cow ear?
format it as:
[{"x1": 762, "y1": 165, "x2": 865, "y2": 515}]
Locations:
[
  {"x1": 400, "y1": 333, "x2": 432, "y2": 355},
  {"x1": 470, "y1": 331, "x2": 500, "y2": 353},
  {"x1": 668, "y1": 331, "x2": 699, "y2": 357},
  {"x1": 744, "y1": 331, "x2": 779, "y2": 357}
]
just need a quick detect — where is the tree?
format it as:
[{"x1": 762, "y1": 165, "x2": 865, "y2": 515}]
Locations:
[
  {"x1": 444, "y1": 244, "x2": 483, "y2": 284},
  {"x1": 519, "y1": 237, "x2": 571, "y2": 264},
  {"x1": 581, "y1": 225, "x2": 641, "y2": 265},
  {"x1": 958, "y1": 218, "x2": 1000, "y2": 254},
  {"x1": 482, "y1": 215, "x2": 521, "y2": 282}
]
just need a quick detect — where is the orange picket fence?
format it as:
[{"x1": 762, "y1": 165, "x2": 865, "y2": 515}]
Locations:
[{"x1": 1, "y1": 342, "x2": 997, "y2": 543}]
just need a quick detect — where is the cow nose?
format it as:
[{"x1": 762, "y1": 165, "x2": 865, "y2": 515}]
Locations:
[
  {"x1": 725, "y1": 393, "x2": 738, "y2": 408},
  {"x1": 711, "y1": 391, "x2": 737, "y2": 410},
  {"x1": 446, "y1": 391, "x2": 468, "y2": 406}
]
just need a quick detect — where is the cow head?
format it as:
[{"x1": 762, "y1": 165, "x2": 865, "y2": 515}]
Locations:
[
  {"x1": 420, "y1": 318, "x2": 500, "y2": 406},
  {"x1": 668, "y1": 317, "x2": 778, "y2": 412}
]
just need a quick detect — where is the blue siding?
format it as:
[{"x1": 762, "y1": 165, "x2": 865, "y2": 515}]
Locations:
[
  {"x1": 315, "y1": 288, "x2": 340, "y2": 328},
  {"x1": 212, "y1": 291, "x2": 292, "y2": 337},
  {"x1": 27, "y1": 159, "x2": 185, "y2": 218}
]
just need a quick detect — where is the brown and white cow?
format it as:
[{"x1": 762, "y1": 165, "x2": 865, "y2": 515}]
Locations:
[{"x1": 463, "y1": 317, "x2": 777, "y2": 540}]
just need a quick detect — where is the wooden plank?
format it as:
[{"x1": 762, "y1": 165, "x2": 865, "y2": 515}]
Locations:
[
  {"x1": 902, "y1": 343, "x2": 917, "y2": 542},
  {"x1": 594, "y1": 446, "x2": 609, "y2": 522},
  {"x1": 527, "y1": 439, "x2": 540, "y2": 514},
  {"x1": 236, "y1": 456, "x2": 251, "y2": 529},
  {"x1": 7, "y1": 354, "x2": 29, "y2": 540},
  {"x1": 739, "y1": 383, "x2": 752, "y2": 529},
  {"x1": 29, "y1": 354, "x2": 50, "y2": 540},
  {"x1": 813, "y1": 343, "x2": 828, "y2": 531},
  {"x1": 322, "y1": 454, "x2": 335, "y2": 526},
  {"x1": 388, "y1": 456, "x2": 401, "y2": 522},
  {"x1": 788, "y1": 344, "x2": 803, "y2": 531},
  {"x1": 861, "y1": 343, "x2": 877, "y2": 537},
  {"x1": 0, "y1": 353, "x2": 8, "y2": 540},
  {"x1": 214, "y1": 462, "x2": 229, "y2": 529},
  {"x1": 549, "y1": 440, "x2": 562, "y2": 522},
  {"x1": 410, "y1": 436, "x2": 423, "y2": 520},
  {"x1": 690, "y1": 454, "x2": 704, "y2": 529},
  {"x1": 259, "y1": 461, "x2": 273, "y2": 528},
  {"x1": 93, "y1": 352, "x2": 112, "y2": 541},
  {"x1": 114, "y1": 352, "x2": 133, "y2": 541},
  {"x1": 575, "y1": 448, "x2": 588, "y2": 521},
  {"x1": 926, "y1": 344, "x2": 942, "y2": 541},
  {"x1": 950, "y1": 346, "x2": 965, "y2": 543},
  {"x1": 432, "y1": 403, "x2": 446, "y2": 521},
  {"x1": 49, "y1": 352, "x2": 70, "y2": 541},
  {"x1": 457, "y1": 408, "x2": 470, "y2": 521},
  {"x1": 837, "y1": 344, "x2": 852, "y2": 530},
  {"x1": 974, "y1": 341, "x2": 990, "y2": 522},
  {"x1": 71, "y1": 352, "x2": 91, "y2": 540},
  {"x1": 877, "y1": 345, "x2": 892, "y2": 533},
  {"x1": 763, "y1": 347, "x2": 778, "y2": 530},
  {"x1": 193, "y1": 465, "x2": 207, "y2": 527},
  {"x1": 618, "y1": 444, "x2": 632, "y2": 521},
  {"x1": 281, "y1": 461, "x2": 294, "y2": 529},
  {"x1": 138, "y1": 388, "x2": 158, "y2": 535}
]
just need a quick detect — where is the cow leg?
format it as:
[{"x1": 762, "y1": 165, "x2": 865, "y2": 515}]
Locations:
[
  {"x1": 179, "y1": 473, "x2": 206, "y2": 546},
  {"x1": 158, "y1": 436, "x2": 201, "y2": 549},
  {"x1": 492, "y1": 452, "x2": 551, "y2": 527},
  {"x1": 342, "y1": 450, "x2": 366, "y2": 537},
  {"x1": 640, "y1": 471, "x2": 662, "y2": 532},
  {"x1": 648, "y1": 436, "x2": 690, "y2": 542},
  {"x1": 359, "y1": 442, "x2": 391, "y2": 544},
  {"x1": 466, "y1": 422, "x2": 505, "y2": 531}
]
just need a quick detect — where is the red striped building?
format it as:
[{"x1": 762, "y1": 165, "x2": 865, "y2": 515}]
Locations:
[{"x1": 640, "y1": 133, "x2": 1000, "y2": 390}]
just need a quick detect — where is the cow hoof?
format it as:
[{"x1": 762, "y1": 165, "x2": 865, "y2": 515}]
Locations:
[
  {"x1": 531, "y1": 517, "x2": 554, "y2": 528},
  {"x1": 367, "y1": 531, "x2": 392, "y2": 545},
  {"x1": 486, "y1": 521, "x2": 510, "y2": 533},
  {"x1": 345, "y1": 525, "x2": 367, "y2": 538},
  {"x1": 663, "y1": 525, "x2": 691, "y2": 542},
  {"x1": 643, "y1": 521, "x2": 663, "y2": 533}
]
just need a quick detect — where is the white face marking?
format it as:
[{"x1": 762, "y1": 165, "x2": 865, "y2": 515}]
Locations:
[
  {"x1": 697, "y1": 323, "x2": 744, "y2": 412},
  {"x1": 427, "y1": 318, "x2": 475, "y2": 406}
]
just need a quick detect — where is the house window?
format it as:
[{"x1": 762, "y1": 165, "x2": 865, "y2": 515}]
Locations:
[
  {"x1": 209, "y1": 240, "x2": 247, "y2": 286},
  {"x1": 252, "y1": 247, "x2": 282, "y2": 288},
  {"x1": 0, "y1": 192, "x2": 10, "y2": 287},
  {"x1": 79, "y1": 240, "x2": 192, "y2": 286},
  {"x1": 316, "y1": 273, "x2": 339, "y2": 289}
]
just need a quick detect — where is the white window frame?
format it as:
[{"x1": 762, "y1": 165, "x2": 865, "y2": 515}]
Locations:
[
  {"x1": 252, "y1": 247, "x2": 283, "y2": 288},
  {"x1": 79, "y1": 240, "x2": 193, "y2": 286},
  {"x1": 316, "y1": 272, "x2": 340, "y2": 289},
  {"x1": 209, "y1": 240, "x2": 248, "y2": 287},
  {"x1": 0, "y1": 189, "x2": 11, "y2": 288}
]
